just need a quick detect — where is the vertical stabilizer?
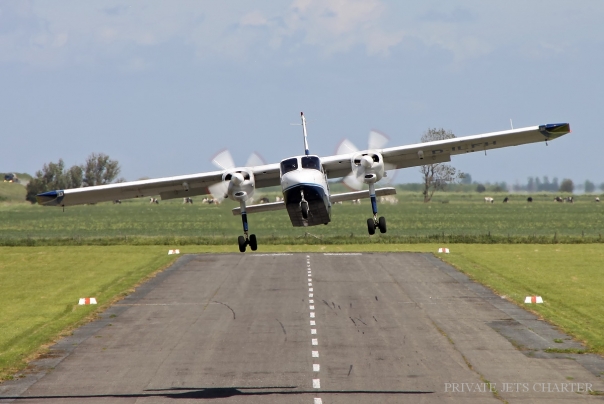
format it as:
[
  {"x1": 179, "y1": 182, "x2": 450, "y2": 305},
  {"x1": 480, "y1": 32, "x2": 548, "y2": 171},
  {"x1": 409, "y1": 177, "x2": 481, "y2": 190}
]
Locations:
[{"x1": 301, "y1": 112, "x2": 310, "y2": 155}]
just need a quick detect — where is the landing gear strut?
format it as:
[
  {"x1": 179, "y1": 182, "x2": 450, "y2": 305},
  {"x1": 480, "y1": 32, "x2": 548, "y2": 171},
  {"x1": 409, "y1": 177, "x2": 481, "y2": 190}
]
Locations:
[
  {"x1": 366, "y1": 183, "x2": 386, "y2": 235},
  {"x1": 238, "y1": 200, "x2": 257, "y2": 252}
]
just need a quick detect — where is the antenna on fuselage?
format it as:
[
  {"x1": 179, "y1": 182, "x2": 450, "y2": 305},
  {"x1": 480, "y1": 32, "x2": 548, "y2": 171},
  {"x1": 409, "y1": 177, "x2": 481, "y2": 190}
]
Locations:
[{"x1": 301, "y1": 112, "x2": 310, "y2": 155}]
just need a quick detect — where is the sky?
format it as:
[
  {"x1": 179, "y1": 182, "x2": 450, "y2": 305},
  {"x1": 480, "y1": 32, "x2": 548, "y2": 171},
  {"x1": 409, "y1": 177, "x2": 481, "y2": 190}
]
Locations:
[{"x1": 1, "y1": 1, "x2": 603, "y2": 188}]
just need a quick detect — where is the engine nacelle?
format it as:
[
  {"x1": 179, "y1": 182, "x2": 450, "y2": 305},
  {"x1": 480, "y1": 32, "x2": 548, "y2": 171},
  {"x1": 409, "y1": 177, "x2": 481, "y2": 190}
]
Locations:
[
  {"x1": 222, "y1": 169, "x2": 255, "y2": 202},
  {"x1": 350, "y1": 151, "x2": 385, "y2": 184}
]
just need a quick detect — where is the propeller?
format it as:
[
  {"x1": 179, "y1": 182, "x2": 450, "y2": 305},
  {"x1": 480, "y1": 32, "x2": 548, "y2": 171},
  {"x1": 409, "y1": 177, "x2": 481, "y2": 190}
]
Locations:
[
  {"x1": 336, "y1": 130, "x2": 396, "y2": 191},
  {"x1": 208, "y1": 149, "x2": 265, "y2": 202}
]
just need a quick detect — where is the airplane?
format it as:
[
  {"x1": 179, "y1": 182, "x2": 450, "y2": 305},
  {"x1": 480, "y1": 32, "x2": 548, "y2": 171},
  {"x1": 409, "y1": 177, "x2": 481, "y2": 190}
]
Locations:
[{"x1": 37, "y1": 113, "x2": 571, "y2": 252}]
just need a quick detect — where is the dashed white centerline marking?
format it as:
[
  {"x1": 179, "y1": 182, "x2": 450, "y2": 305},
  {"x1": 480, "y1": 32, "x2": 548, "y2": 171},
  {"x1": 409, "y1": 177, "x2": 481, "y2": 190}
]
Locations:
[
  {"x1": 310, "y1": 320, "x2": 316, "y2": 325},
  {"x1": 309, "y1": 299, "x2": 314, "y2": 303},
  {"x1": 314, "y1": 398, "x2": 322, "y2": 404},
  {"x1": 310, "y1": 312, "x2": 315, "y2": 318},
  {"x1": 309, "y1": 305, "x2": 315, "y2": 310},
  {"x1": 312, "y1": 351, "x2": 319, "y2": 357},
  {"x1": 312, "y1": 338, "x2": 318, "y2": 345},
  {"x1": 308, "y1": 278, "x2": 312, "y2": 282},
  {"x1": 313, "y1": 364, "x2": 320, "y2": 372},
  {"x1": 311, "y1": 329, "x2": 317, "y2": 334},
  {"x1": 309, "y1": 293, "x2": 313, "y2": 298},
  {"x1": 313, "y1": 379, "x2": 321, "y2": 388},
  {"x1": 308, "y1": 282, "x2": 312, "y2": 287},
  {"x1": 309, "y1": 288, "x2": 313, "y2": 292}
]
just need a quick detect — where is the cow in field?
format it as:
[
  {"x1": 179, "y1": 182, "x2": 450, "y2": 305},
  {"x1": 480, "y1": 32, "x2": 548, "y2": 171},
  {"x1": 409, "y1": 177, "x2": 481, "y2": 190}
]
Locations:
[
  {"x1": 596, "y1": 197, "x2": 601, "y2": 202},
  {"x1": 484, "y1": 197, "x2": 494, "y2": 203},
  {"x1": 527, "y1": 197, "x2": 533, "y2": 202},
  {"x1": 149, "y1": 197, "x2": 159, "y2": 204},
  {"x1": 554, "y1": 196, "x2": 563, "y2": 202},
  {"x1": 183, "y1": 197, "x2": 193, "y2": 204},
  {"x1": 503, "y1": 197, "x2": 509, "y2": 203}
]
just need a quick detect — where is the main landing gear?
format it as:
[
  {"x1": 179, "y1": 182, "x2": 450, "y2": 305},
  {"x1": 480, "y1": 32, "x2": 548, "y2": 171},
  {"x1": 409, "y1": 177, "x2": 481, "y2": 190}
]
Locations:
[
  {"x1": 238, "y1": 200, "x2": 257, "y2": 253},
  {"x1": 366, "y1": 183, "x2": 387, "y2": 235}
]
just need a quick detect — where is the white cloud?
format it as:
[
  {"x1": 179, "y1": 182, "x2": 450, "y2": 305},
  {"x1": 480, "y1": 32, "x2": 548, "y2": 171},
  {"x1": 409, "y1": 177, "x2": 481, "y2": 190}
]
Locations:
[{"x1": 1, "y1": 1, "x2": 603, "y2": 68}]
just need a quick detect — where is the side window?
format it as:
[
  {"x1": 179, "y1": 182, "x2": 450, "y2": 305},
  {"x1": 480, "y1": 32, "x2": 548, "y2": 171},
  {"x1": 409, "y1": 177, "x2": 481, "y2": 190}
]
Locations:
[
  {"x1": 301, "y1": 156, "x2": 321, "y2": 171},
  {"x1": 280, "y1": 158, "x2": 298, "y2": 174}
]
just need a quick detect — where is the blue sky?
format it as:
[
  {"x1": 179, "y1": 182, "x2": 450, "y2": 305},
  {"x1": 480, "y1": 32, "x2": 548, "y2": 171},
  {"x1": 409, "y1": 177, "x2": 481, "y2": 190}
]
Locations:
[{"x1": 1, "y1": 1, "x2": 602, "y2": 188}]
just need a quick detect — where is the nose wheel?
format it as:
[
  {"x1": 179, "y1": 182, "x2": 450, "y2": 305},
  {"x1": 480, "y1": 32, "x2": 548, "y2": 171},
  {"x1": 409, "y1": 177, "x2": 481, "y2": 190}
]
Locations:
[
  {"x1": 238, "y1": 234, "x2": 258, "y2": 252},
  {"x1": 367, "y1": 216, "x2": 387, "y2": 235}
]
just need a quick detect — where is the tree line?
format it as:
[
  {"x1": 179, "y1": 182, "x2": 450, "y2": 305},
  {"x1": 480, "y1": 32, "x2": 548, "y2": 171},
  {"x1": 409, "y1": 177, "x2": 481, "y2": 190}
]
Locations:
[{"x1": 26, "y1": 153, "x2": 121, "y2": 203}]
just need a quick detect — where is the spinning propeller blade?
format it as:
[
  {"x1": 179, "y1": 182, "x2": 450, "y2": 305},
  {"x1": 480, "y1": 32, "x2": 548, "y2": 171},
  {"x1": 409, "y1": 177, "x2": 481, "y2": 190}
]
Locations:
[
  {"x1": 212, "y1": 149, "x2": 236, "y2": 171},
  {"x1": 368, "y1": 130, "x2": 389, "y2": 150}
]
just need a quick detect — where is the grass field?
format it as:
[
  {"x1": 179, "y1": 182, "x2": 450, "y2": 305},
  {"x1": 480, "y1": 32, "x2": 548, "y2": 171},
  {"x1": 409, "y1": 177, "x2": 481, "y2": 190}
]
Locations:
[
  {"x1": 2, "y1": 243, "x2": 604, "y2": 382},
  {"x1": 0, "y1": 191, "x2": 603, "y2": 244},
  {"x1": 0, "y1": 246, "x2": 176, "y2": 380}
]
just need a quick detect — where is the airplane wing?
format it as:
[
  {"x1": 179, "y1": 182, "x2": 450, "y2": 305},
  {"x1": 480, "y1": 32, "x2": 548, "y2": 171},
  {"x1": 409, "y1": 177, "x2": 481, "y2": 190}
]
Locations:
[
  {"x1": 321, "y1": 123, "x2": 571, "y2": 179},
  {"x1": 37, "y1": 163, "x2": 281, "y2": 206},
  {"x1": 38, "y1": 122, "x2": 570, "y2": 207}
]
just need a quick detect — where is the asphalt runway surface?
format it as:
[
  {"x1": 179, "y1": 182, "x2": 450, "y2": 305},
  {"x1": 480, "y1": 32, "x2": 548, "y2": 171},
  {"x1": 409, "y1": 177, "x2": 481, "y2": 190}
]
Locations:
[{"x1": 2, "y1": 252, "x2": 604, "y2": 403}]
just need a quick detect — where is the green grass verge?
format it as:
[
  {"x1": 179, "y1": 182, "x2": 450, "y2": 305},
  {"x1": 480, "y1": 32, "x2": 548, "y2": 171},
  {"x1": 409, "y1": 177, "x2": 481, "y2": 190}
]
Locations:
[
  {"x1": 439, "y1": 244, "x2": 604, "y2": 354},
  {"x1": 0, "y1": 246, "x2": 177, "y2": 380}
]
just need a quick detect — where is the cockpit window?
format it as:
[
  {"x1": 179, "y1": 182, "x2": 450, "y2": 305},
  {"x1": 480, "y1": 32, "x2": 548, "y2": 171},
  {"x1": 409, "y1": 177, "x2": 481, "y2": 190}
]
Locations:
[
  {"x1": 301, "y1": 156, "x2": 322, "y2": 171},
  {"x1": 280, "y1": 158, "x2": 298, "y2": 174}
]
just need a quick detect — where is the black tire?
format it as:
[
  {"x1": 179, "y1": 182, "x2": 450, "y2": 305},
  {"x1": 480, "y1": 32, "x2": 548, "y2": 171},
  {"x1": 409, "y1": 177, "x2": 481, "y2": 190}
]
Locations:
[
  {"x1": 249, "y1": 234, "x2": 258, "y2": 251},
  {"x1": 301, "y1": 201, "x2": 309, "y2": 219},
  {"x1": 367, "y1": 218, "x2": 376, "y2": 235},
  {"x1": 238, "y1": 235, "x2": 246, "y2": 253},
  {"x1": 378, "y1": 216, "x2": 387, "y2": 233}
]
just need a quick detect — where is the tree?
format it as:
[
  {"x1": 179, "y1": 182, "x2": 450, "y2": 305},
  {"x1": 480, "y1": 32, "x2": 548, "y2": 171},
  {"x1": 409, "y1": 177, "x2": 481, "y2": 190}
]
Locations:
[
  {"x1": 419, "y1": 128, "x2": 462, "y2": 202},
  {"x1": 559, "y1": 178, "x2": 574, "y2": 193},
  {"x1": 584, "y1": 180, "x2": 596, "y2": 193},
  {"x1": 476, "y1": 184, "x2": 486, "y2": 193},
  {"x1": 82, "y1": 153, "x2": 121, "y2": 187},
  {"x1": 460, "y1": 172, "x2": 472, "y2": 184}
]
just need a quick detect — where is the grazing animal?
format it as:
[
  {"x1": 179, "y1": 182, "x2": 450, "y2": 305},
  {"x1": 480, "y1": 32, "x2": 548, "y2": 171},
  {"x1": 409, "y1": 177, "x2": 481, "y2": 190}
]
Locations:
[
  {"x1": 554, "y1": 196, "x2": 563, "y2": 202},
  {"x1": 379, "y1": 195, "x2": 398, "y2": 204},
  {"x1": 596, "y1": 197, "x2": 601, "y2": 202},
  {"x1": 183, "y1": 197, "x2": 193, "y2": 204},
  {"x1": 484, "y1": 197, "x2": 494, "y2": 203},
  {"x1": 566, "y1": 196, "x2": 574, "y2": 203},
  {"x1": 113, "y1": 200, "x2": 122, "y2": 204},
  {"x1": 259, "y1": 197, "x2": 270, "y2": 204},
  {"x1": 527, "y1": 197, "x2": 533, "y2": 202},
  {"x1": 275, "y1": 196, "x2": 283, "y2": 202},
  {"x1": 149, "y1": 197, "x2": 159, "y2": 204},
  {"x1": 351, "y1": 199, "x2": 362, "y2": 204},
  {"x1": 503, "y1": 197, "x2": 509, "y2": 203}
]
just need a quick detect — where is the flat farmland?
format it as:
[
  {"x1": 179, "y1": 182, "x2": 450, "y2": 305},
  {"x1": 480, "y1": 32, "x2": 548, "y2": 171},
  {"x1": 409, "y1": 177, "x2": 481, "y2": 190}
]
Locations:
[{"x1": 1, "y1": 192, "x2": 602, "y2": 243}]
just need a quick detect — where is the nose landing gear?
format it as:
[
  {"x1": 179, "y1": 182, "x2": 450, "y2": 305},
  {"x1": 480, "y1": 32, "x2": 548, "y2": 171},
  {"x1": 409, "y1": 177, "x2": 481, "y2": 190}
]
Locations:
[{"x1": 300, "y1": 190, "x2": 310, "y2": 220}]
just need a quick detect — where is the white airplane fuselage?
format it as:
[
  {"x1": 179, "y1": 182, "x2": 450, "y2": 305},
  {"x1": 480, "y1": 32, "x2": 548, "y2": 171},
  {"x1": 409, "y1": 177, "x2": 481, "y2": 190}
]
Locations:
[{"x1": 280, "y1": 155, "x2": 331, "y2": 227}]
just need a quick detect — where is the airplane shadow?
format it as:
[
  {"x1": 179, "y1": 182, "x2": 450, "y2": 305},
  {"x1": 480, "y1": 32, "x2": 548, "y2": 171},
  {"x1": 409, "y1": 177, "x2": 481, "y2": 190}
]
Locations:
[{"x1": 2, "y1": 386, "x2": 434, "y2": 400}]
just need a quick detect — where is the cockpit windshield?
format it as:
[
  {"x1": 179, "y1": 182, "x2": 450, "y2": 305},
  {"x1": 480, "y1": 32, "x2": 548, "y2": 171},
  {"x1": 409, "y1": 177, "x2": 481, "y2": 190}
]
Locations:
[
  {"x1": 280, "y1": 158, "x2": 298, "y2": 174},
  {"x1": 301, "y1": 156, "x2": 322, "y2": 171}
]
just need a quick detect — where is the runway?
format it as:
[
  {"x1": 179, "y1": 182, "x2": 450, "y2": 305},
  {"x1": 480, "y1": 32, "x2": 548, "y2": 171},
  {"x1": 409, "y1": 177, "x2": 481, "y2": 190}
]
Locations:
[{"x1": 2, "y1": 252, "x2": 603, "y2": 403}]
